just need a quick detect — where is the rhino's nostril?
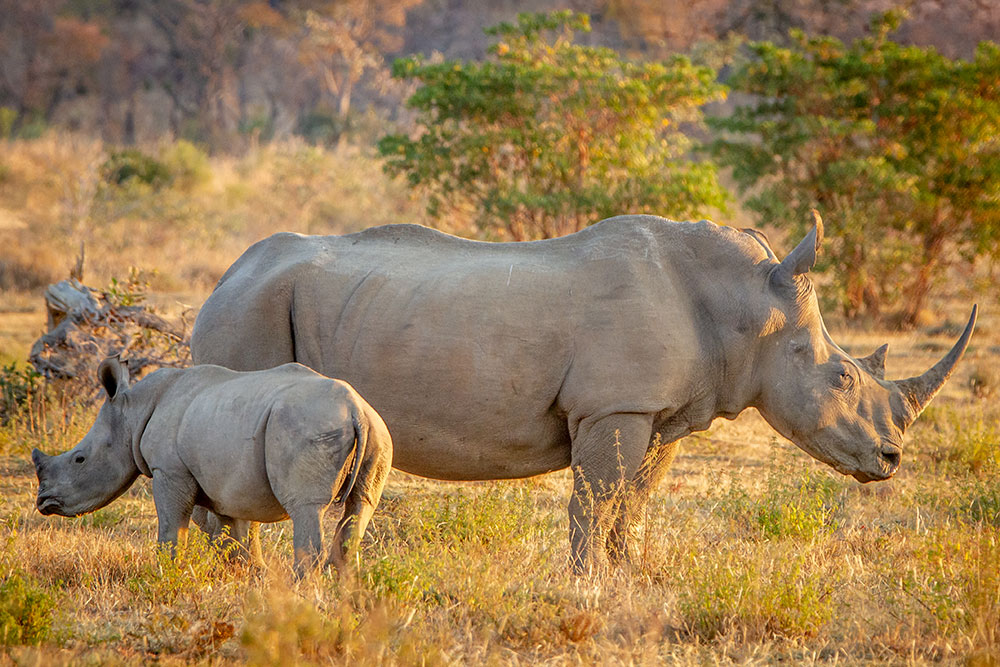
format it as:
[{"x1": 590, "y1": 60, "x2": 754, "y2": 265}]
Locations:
[{"x1": 880, "y1": 448, "x2": 901, "y2": 471}]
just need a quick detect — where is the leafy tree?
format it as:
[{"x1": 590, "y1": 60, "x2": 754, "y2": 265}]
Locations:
[
  {"x1": 378, "y1": 11, "x2": 728, "y2": 241},
  {"x1": 711, "y1": 12, "x2": 1000, "y2": 325}
]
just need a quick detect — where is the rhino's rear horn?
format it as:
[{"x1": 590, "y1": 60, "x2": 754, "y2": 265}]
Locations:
[{"x1": 895, "y1": 305, "x2": 978, "y2": 426}]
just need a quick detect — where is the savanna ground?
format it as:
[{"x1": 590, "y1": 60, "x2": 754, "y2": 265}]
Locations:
[{"x1": 0, "y1": 135, "x2": 999, "y2": 664}]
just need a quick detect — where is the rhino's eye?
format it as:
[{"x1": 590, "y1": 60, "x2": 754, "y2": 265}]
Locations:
[
  {"x1": 838, "y1": 369, "x2": 854, "y2": 389},
  {"x1": 74, "y1": 454, "x2": 85, "y2": 464}
]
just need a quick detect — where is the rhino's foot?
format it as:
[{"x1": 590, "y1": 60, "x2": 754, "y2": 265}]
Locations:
[{"x1": 606, "y1": 517, "x2": 645, "y2": 568}]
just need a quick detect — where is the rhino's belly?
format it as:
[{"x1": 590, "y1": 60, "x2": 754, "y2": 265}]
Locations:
[
  {"x1": 386, "y1": 416, "x2": 572, "y2": 481},
  {"x1": 184, "y1": 439, "x2": 289, "y2": 522},
  {"x1": 195, "y1": 478, "x2": 288, "y2": 523}
]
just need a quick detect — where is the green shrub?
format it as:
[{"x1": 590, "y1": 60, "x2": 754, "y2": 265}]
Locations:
[
  {"x1": 0, "y1": 569, "x2": 57, "y2": 645},
  {"x1": 161, "y1": 140, "x2": 211, "y2": 191},
  {"x1": 380, "y1": 10, "x2": 728, "y2": 240},
  {"x1": 926, "y1": 409, "x2": 1000, "y2": 476},
  {"x1": 415, "y1": 485, "x2": 540, "y2": 547},
  {"x1": 675, "y1": 545, "x2": 835, "y2": 640},
  {"x1": 948, "y1": 419, "x2": 1000, "y2": 476},
  {"x1": 957, "y1": 478, "x2": 1000, "y2": 527},
  {"x1": 711, "y1": 12, "x2": 1000, "y2": 324},
  {"x1": 104, "y1": 266, "x2": 151, "y2": 308},
  {"x1": 100, "y1": 149, "x2": 171, "y2": 188},
  {"x1": 0, "y1": 107, "x2": 15, "y2": 139},
  {"x1": 718, "y1": 468, "x2": 845, "y2": 540},
  {"x1": 0, "y1": 363, "x2": 43, "y2": 424},
  {"x1": 297, "y1": 110, "x2": 343, "y2": 146},
  {"x1": 128, "y1": 529, "x2": 227, "y2": 604}
]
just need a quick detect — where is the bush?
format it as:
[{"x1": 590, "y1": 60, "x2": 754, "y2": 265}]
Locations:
[
  {"x1": 711, "y1": 11, "x2": 1000, "y2": 324},
  {"x1": 161, "y1": 140, "x2": 211, "y2": 192},
  {"x1": 100, "y1": 149, "x2": 171, "y2": 189},
  {"x1": 0, "y1": 569, "x2": 57, "y2": 645},
  {"x1": 297, "y1": 110, "x2": 343, "y2": 146},
  {"x1": 675, "y1": 545, "x2": 835, "y2": 640},
  {"x1": 0, "y1": 363, "x2": 43, "y2": 424},
  {"x1": 0, "y1": 107, "x2": 15, "y2": 140},
  {"x1": 927, "y1": 411, "x2": 1000, "y2": 477},
  {"x1": 718, "y1": 467, "x2": 846, "y2": 541}
]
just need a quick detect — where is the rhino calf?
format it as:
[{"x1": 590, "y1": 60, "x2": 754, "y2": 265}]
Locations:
[{"x1": 31, "y1": 357, "x2": 392, "y2": 574}]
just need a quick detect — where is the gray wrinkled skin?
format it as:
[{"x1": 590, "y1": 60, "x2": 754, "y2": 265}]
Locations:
[
  {"x1": 32, "y1": 358, "x2": 392, "y2": 574},
  {"x1": 191, "y1": 213, "x2": 976, "y2": 573}
]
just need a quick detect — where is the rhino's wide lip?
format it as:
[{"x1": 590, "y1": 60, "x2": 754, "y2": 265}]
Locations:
[
  {"x1": 851, "y1": 468, "x2": 893, "y2": 484},
  {"x1": 36, "y1": 496, "x2": 63, "y2": 516}
]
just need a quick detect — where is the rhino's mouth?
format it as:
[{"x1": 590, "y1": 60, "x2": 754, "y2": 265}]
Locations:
[
  {"x1": 36, "y1": 496, "x2": 63, "y2": 516},
  {"x1": 851, "y1": 467, "x2": 894, "y2": 484}
]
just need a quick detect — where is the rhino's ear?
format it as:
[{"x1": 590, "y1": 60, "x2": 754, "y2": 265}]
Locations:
[
  {"x1": 772, "y1": 210, "x2": 824, "y2": 290},
  {"x1": 98, "y1": 356, "x2": 130, "y2": 401},
  {"x1": 857, "y1": 343, "x2": 888, "y2": 380}
]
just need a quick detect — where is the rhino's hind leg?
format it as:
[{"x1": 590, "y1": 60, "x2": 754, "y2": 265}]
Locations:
[
  {"x1": 607, "y1": 435, "x2": 681, "y2": 565},
  {"x1": 288, "y1": 504, "x2": 328, "y2": 576},
  {"x1": 568, "y1": 413, "x2": 652, "y2": 575},
  {"x1": 331, "y1": 414, "x2": 391, "y2": 571}
]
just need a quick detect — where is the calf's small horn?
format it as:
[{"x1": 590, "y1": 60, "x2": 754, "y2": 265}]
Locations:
[
  {"x1": 31, "y1": 448, "x2": 48, "y2": 471},
  {"x1": 895, "y1": 304, "x2": 978, "y2": 426}
]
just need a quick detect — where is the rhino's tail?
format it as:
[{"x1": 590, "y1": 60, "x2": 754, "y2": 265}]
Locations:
[{"x1": 334, "y1": 413, "x2": 366, "y2": 504}]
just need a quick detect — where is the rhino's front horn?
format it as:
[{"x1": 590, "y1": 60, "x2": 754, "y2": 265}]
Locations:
[
  {"x1": 895, "y1": 305, "x2": 978, "y2": 426},
  {"x1": 31, "y1": 448, "x2": 48, "y2": 473}
]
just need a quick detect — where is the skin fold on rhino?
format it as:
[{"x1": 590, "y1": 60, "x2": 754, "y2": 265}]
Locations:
[
  {"x1": 32, "y1": 358, "x2": 392, "y2": 575},
  {"x1": 190, "y1": 211, "x2": 976, "y2": 574}
]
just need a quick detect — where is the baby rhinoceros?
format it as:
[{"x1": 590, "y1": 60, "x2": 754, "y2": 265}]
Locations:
[{"x1": 31, "y1": 357, "x2": 392, "y2": 574}]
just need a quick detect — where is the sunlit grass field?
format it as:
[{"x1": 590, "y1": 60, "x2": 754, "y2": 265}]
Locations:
[{"x1": 0, "y1": 135, "x2": 998, "y2": 664}]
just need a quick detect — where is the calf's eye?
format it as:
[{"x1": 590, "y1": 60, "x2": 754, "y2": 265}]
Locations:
[{"x1": 74, "y1": 454, "x2": 85, "y2": 464}]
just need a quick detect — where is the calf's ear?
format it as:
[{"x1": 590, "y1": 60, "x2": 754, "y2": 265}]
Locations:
[{"x1": 98, "y1": 356, "x2": 130, "y2": 401}]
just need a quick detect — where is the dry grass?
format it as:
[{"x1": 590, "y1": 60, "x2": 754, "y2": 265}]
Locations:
[{"x1": 0, "y1": 133, "x2": 998, "y2": 664}]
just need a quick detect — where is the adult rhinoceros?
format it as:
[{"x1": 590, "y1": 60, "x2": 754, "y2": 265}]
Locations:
[{"x1": 191, "y1": 212, "x2": 976, "y2": 572}]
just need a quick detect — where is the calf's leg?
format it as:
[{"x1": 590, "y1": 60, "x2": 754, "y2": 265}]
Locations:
[
  {"x1": 152, "y1": 470, "x2": 198, "y2": 555},
  {"x1": 288, "y1": 504, "x2": 327, "y2": 577},
  {"x1": 331, "y1": 496, "x2": 375, "y2": 570},
  {"x1": 331, "y1": 416, "x2": 392, "y2": 570}
]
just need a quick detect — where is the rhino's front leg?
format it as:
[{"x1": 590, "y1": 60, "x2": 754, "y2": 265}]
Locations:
[
  {"x1": 607, "y1": 434, "x2": 681, "y2": 565},
  {"x1": 152, "y1": 470, "x2": 198, "y2": 555},
  {"x1": 568, "y1": 412, "x2": 652, "y2": 575}
]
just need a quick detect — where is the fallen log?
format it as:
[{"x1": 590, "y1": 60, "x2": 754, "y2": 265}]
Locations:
[{"x1": 29, "y1": 278, "x2": 191, "y2": 400}]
